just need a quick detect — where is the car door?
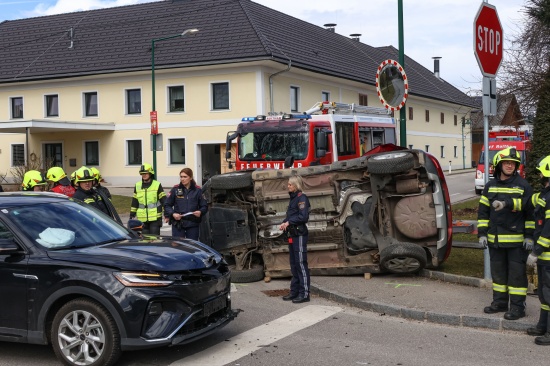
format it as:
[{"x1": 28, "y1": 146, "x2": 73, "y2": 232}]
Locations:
[{"x1": 0, "y1": 219, "x2": 29, "y2": 336}]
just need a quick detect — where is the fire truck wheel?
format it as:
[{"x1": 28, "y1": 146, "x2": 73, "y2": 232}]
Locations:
[
  {"x1": 367, "y1": 152, "x2": 414, "y2": 174},
  {"x1": 210, "y1": 171, "x2": 253, "y2": 190},
  {"x1": 379, "y1": 243, "x2": 427, "y2": 274},
  {"x1": 229, "y1": 264, "x2": 265, "y2": 283}
]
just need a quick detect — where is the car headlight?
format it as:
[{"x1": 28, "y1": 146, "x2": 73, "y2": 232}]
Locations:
[
  {"x1": 476, "y1": 170, "x2": 483, "y2": 179},
  {"x1": 113, "y1": 272, "x2": 174, "y2": 287}
]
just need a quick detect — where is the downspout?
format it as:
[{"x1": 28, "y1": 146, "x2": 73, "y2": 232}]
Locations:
[{"x1": 269, "y1": 60, "x2": 292, "y2": 114}]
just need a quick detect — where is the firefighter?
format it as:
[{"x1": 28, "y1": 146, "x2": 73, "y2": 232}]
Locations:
[
  {"x1": 73, "y1": 166, "x2": 111, "y2": 216},
  {"x1": 90, "y1": 167, "x2": 111, "y2": 199},
  {"x1": 130, "y1": 163, "x2": 166, "y2": 235},
  {"x1": 477, "y1": 147, "x2": 535, "y2": 320},
  {"x1": 279, "y1": 175, "x2": 311, "y2": 303},
  {"x1": 46, "y1": 167, "x2": 76, "y2": 197},
  {"x1": 21, "y1": 170, "x2": 47, "y2": 191},
  {"x1": 526, "y1": 155, "x2": 550, "y2": 345}
]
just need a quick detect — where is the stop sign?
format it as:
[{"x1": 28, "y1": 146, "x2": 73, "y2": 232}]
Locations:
[{"x1": 473, "y1": 2, "x2": 503, "y2": 77}]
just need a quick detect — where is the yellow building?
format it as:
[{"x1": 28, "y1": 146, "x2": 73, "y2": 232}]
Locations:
[{"x1": 0, "y1": 0, "x2": 474, "y2": 187}]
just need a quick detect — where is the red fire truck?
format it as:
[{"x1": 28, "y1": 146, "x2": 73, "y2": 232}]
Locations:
[
  {"x1": 225, "y1": 101, "x2": 396, "y2": 170},
  {"x1": 474, "y1": 125, "x2": 532, "y2": 194}
]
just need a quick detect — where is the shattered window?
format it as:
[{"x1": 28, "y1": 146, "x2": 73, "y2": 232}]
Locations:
[{"x1": 239, "y1": 132, "x2": 308, "y2": 160}]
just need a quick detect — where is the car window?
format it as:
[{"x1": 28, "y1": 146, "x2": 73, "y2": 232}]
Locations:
[
  {"x1": 0, "y1": 220, "x2": 14, "y2": 240},
  {"x1": 6, "y1": 200, "x2": 132, "y2": 249}
]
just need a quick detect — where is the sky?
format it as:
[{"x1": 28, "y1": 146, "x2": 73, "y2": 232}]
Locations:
[{"x1": 0, "y1": 0, "x2": 528, "y2": 94}]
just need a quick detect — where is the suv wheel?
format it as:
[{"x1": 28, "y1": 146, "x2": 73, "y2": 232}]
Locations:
[
  {"x1": 368, "y1": 152, "x2": 414, "y2": 174},
  {"x1": 379, "y1": 243, "x2": 427, "y2": 274},
  {"x1": 210, "y1": 171, "x2": 253, "y2": 190},
  {"x1": 229, "y1": 263, "x2": 265, "y2": 283},
  {"x1": 52, "y1": 298, "x2": 121, "y2": 366}
]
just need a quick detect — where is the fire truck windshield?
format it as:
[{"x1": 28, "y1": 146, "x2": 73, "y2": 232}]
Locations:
[{"x1": 238, "y1": 131, "x2": 308, "y2": 161}]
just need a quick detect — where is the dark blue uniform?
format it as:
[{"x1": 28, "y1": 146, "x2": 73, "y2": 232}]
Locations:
[
  {"x1": 283, "y1": 191, "x2": 311, "y2": 299},
  {"x1": 164, "y1": 181, "x2": 207, "y2": 240}
]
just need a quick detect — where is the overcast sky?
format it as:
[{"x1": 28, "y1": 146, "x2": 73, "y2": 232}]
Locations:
[{"x1": 0, "y1": 0, "x2": 528, "y2": 93}]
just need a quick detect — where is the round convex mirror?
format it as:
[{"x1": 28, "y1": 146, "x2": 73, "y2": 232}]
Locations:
[{"x1": 375, "y1": 60, "x2": 408, "y2": 111}]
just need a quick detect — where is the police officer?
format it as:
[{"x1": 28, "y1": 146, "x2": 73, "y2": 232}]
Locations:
[
  {"x1": 164, "y1": 168, "x2": 207, "y2": 240},
  {"x1": 21, "y1": 170, "x2": 47, "y2": 191},
  {"x1": 477, "y1": 147, "x2": 534, "y2": 320},
  {"x1": 279, "y1": 175, "x2": 311, "y2": 303},
  {"x1": 73, "y1": 166, "x2": 112, "y2": 217},
  {"x1": 526, "y1": 155, "x2": 550, "y2": 345},
  {"x1": 130, "y1": 163, "x2": 166, "y2": 235},
  {"x1": 46, "y1": 167, "x2": 76, "y2": 197}
]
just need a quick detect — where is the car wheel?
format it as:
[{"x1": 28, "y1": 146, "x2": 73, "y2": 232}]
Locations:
[
  {"x1": 475, "y1": 188, "x2": 482, "y2": 195},
  {"x1": 230, "y1": 264, "x2": 265, "y2": 283},
  {"x1": 379, "y1": 243, "x2": 427, "y2": 274},
  {"x1": 210, "y1": 171, "x2": 253, "y2": 190},
  {"x1": 51, "y1": 298, "x2": 121, "y2": 366},
  {"x1": 368, "y1": 152, "x2": 415, "y2": 174}
]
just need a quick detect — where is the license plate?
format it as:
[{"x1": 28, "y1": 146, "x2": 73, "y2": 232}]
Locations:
[{"x1": 203, "y1": 296, "x2": 227, "y2": 316}]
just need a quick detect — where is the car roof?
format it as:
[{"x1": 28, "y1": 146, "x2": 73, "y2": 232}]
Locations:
[{"x1": 0, "y1": 192, "x2": 69, "y2": 209}]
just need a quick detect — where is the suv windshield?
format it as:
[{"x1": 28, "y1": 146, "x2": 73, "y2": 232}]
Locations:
[
  {"x1": 6, "y1": 200, "x2": 132, "y2": 249},
  {"x1": 238, "y1": 132, "x2": 308, "y2": 160}
]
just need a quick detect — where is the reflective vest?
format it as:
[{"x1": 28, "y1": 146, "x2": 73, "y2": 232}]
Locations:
[{"x1": 135, "y1": 180, "x2": 162, "y2": 222}]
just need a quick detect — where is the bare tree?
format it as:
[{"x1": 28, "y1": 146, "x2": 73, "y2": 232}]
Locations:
[{"x1": 10, "y1": 152, "x2": 54, "y2": 188}]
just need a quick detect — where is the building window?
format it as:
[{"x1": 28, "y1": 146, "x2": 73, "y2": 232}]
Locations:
[
  {"x1": 425, "y1": 145, "x2": 430, "y2": 152},
  {"x1": 85, "y1": 141, "x2": 99, "y2": 166},
  {"x1": 212, "y1": 82, "x2": 229, "y2": 110},
  {"x1": 45, "y1": 95, "x2": 59, "y2": 117},
  {"x1": 169, "y1": 138, "x2": 186, "y2": 164},
  {"x1": 408, "y1": 106, "x2": 413, "y2": 120},
  {"x1": 127, "y1": 140, "x2": 142, "y2": 166},
  {"x1": 454, "y1": 115, "x2": 458, "y2": 126},
  {"x1": 322, "y1": 91, "x2": 330, "y2": 102},
  {"x1": 440, "y1": 112, "x2": 445, "y2": 124},
  {"x1": 169, "y1": 86, "x2": 185, "y2": 112},
  {"x1": 84, "y1": 92, "x2": 98, "y2": 117},
  {"x1": 440, "y1": 146, "x2": 445, "y2": 158},
  {"x1": 290, "y1": 86, "x2": 300, "y2": 112},
  {"x1": 425, "y1": 109, "x2": 429, "y2": 122},
  {"x1": 12, "y1": 144, "x2": 25, "y2": 166},
  {"x1": 454, "y1": 146, "x2": 458, "y2": 158},
  {"x1": 126, "y1": 89, "x2": 141, "y2": 115},
  {"x1": 11, "y1": 97, "x2": 23, "y2": 119},
  {"x1": 359, "y1": 93, "x2": 368, "y2": 105}
]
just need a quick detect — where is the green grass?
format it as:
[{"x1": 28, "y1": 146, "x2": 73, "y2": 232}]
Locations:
[{"x1": 111, "y1": 195, "x2": 132, "y2": 215}]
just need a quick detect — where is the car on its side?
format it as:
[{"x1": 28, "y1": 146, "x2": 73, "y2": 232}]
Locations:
[{"x1": 0, "y1": 192, "x2": 237, "y2": 366}]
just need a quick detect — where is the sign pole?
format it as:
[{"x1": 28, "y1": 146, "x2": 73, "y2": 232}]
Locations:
[{"x1": 398, "y1": 0, "x2": 406, "y2": 147}]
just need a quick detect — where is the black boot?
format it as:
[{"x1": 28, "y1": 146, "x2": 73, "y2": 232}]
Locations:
[
  {"x1": 282, "y1": 293, "x2": 297, "y2": 301},
  {"x1": 528, "y1": 310, "x2": 548, "y2": 336},
  {"x1": 504, "y1": 309, "x2": 526, "y2": 320},
  {"x1": 484, "y1": 304, "x2": 507, "y2": 314},
  {"x1": 535, "y1": 333, "x2": 550, "y2": 346}
]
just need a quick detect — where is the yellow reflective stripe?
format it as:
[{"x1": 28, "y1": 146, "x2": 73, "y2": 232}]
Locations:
[
  {"x1": 478, "y1": 219, "x2": 489, "y2": 228},
  {"x1": 493, "y1": 283, "x2": 507, "y2": 293},
  {"x1": 539, "y1": 253, "x2": 550, "y2": 261},
  {"x1": 508, "y1": 286, "x2": 527, "y2": 296},
  {"x1": 480, "y1": 196, "x2": 490, "y2": 206},
  {"x1": 487, "y1": 187, "x2": 525, "y2": 194},
  {"x1": 546, "y1": 210, "x2": 550, "y2": 219},
  {"x1": 533, "y1": 193, "x2": 541, "y2": 206},
  {"x1": 512, "y1": 198, "x2": 522, "y2": 211},
  {"x1": 538, "y1": 237, "x2": 550, "y2": 248},
  {"x1": 488, "y1": 234, "x2": 524, "y2": 243},
  {"x1": 542, "y1": 304, "x2": 550, "y2": 311},
  {"x1": 525, "y1": 221, "x2": 535, "y2": 230},
  {"x1": 538, "y1": 197, "x2": 546, "y2": 206}
]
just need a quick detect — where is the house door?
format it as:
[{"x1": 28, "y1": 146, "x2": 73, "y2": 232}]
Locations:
[
  {"x1": 45, "y1": 143, "x2": 63, "y2": 167},
  {"x1": 198, "y1": 144, "x2": 221, "y2": 185}
]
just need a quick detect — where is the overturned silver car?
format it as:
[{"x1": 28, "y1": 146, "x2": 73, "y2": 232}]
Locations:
[{"x1": 200, "y1": 146, "x2": 452, "y2": 282}]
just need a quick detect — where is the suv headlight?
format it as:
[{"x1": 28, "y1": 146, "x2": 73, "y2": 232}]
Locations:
[{"x1": 114, "y1": 272, "x2": 173, "y2": 287}]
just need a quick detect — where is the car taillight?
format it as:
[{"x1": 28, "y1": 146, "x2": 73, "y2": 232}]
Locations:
[{"x1": 426, "y1": 153, "x2": 452, "y2": 261}]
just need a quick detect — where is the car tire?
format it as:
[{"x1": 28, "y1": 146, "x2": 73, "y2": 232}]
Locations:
[
  {"x1": 229, "y1": 263, "x2": 265, "y2": 283},
  {"x1": 210, "y1": 171, "x2": 253, "y2": 190},
  {"x1": 368, "y1": 152, "x2": 415, "y2": 174},
  {"x1": 51, "y1": 298, "x2": 121, "y2": 366},
  {"x1": 379, "y1": 243, "x2": 427, "y2": 274},
  {"x1": 475, "y1": 188, "x2": 482, "y2": 195}
]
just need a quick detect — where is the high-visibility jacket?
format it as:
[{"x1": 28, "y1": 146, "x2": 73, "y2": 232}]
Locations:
[
  {"x1": 130, "y1": 180, "x2": 166, "y2": 222},
  {"x1": 477, "y1": 173, "x2": 534, "y2": 247},
  {"x1": 531, "y1": 186, "x2": 550, "y2": 264}
]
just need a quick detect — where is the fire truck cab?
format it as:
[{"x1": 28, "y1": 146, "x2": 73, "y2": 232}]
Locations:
[
  {"x1": 474, "y1": 125, "x2": 532, "y2": 194},
  {"x1": 225, "y1": 102, "x2": 396, "y2": 171}
]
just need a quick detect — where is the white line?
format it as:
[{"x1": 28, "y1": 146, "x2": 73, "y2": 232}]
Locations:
[
  {"x1": 170, "y1": 305, "x2": 342, "y2": 366},
  {"x1": 450, "y1": 193, "x2": 460, "y2": 196}
]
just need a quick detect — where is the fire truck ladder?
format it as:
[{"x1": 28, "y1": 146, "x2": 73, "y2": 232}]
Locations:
[{"x1": 304, "y1": 101, "x2": 390, "y2": 116}]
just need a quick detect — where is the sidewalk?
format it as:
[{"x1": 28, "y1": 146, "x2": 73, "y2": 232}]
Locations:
[{"x1": 310, "y1": 270, "x2": 539, "y2": 333}]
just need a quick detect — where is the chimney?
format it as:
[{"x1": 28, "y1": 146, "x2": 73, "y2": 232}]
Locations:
[
  {"x1": 432, "y1": 56, "x2": 442, "y2": 79},
  {"x1": 350, "y1": 33, "x2": 361, "y2": 42},
  {"x1": 323, "y1": 23, "x2": 337, "y2": 32}
]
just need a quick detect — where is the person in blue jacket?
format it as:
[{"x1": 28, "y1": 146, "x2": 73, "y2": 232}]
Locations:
[
  {"x1": 279, "y1": 175, "x2": 311, "y2": 303},
  {"x1": 164, "y1": 167, "x2": 207, "y2": 240}
]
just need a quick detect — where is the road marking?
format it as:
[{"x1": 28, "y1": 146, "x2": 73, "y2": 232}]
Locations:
[
  {"x1": 450, "y1": 193, "x2": 460, "y2": 196},
  {"x1": 170, "y1": 305, "x2": 342, "y2": 366},
  {"x1": 385, "y1": 282, "x2": 422, "y2": 288}
]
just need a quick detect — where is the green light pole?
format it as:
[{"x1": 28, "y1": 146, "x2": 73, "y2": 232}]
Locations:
[
  {"x1": 151, "y1": 28, "x2": 199, "y2": 176},
  {"x1": 398, "y1": 0, "x2": 406, "y2": 147}
]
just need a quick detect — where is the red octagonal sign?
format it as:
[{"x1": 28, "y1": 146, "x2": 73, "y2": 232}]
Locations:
[{"x1": 473, "y1": 2, "x2": 503, "y2": 77}]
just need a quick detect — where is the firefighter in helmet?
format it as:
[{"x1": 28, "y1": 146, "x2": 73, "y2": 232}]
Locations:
[
  {"x1": 130, "y1": 163, "x2": 166, "y2": 235},
  {"x1": 21, "y1": 170, "x2": 47, "y2": 191},
  {"x1": 525, "y1": 155, "x2": 550, "y2": 344},
  {"x1": 73, "y1": 166, "x2": 111, "y2": 216},
  {"x1": 90, "y1": 167, "x2": 111, "y2": 199},
  {"x1": 46, "y1": 166, "x2": 76, "y2": 197},
  {"x1": 477, "y1": 147, "x2": 535, "y2": 320}
]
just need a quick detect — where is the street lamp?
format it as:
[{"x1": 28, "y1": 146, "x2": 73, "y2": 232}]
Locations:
[{"x1": 151, "y1": 28, "x2": 199, "y2": 177}]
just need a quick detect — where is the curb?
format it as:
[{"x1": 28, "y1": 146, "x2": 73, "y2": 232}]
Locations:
[{"x1": 310, "y1": 270, "x2": 532, "y2": 333}]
